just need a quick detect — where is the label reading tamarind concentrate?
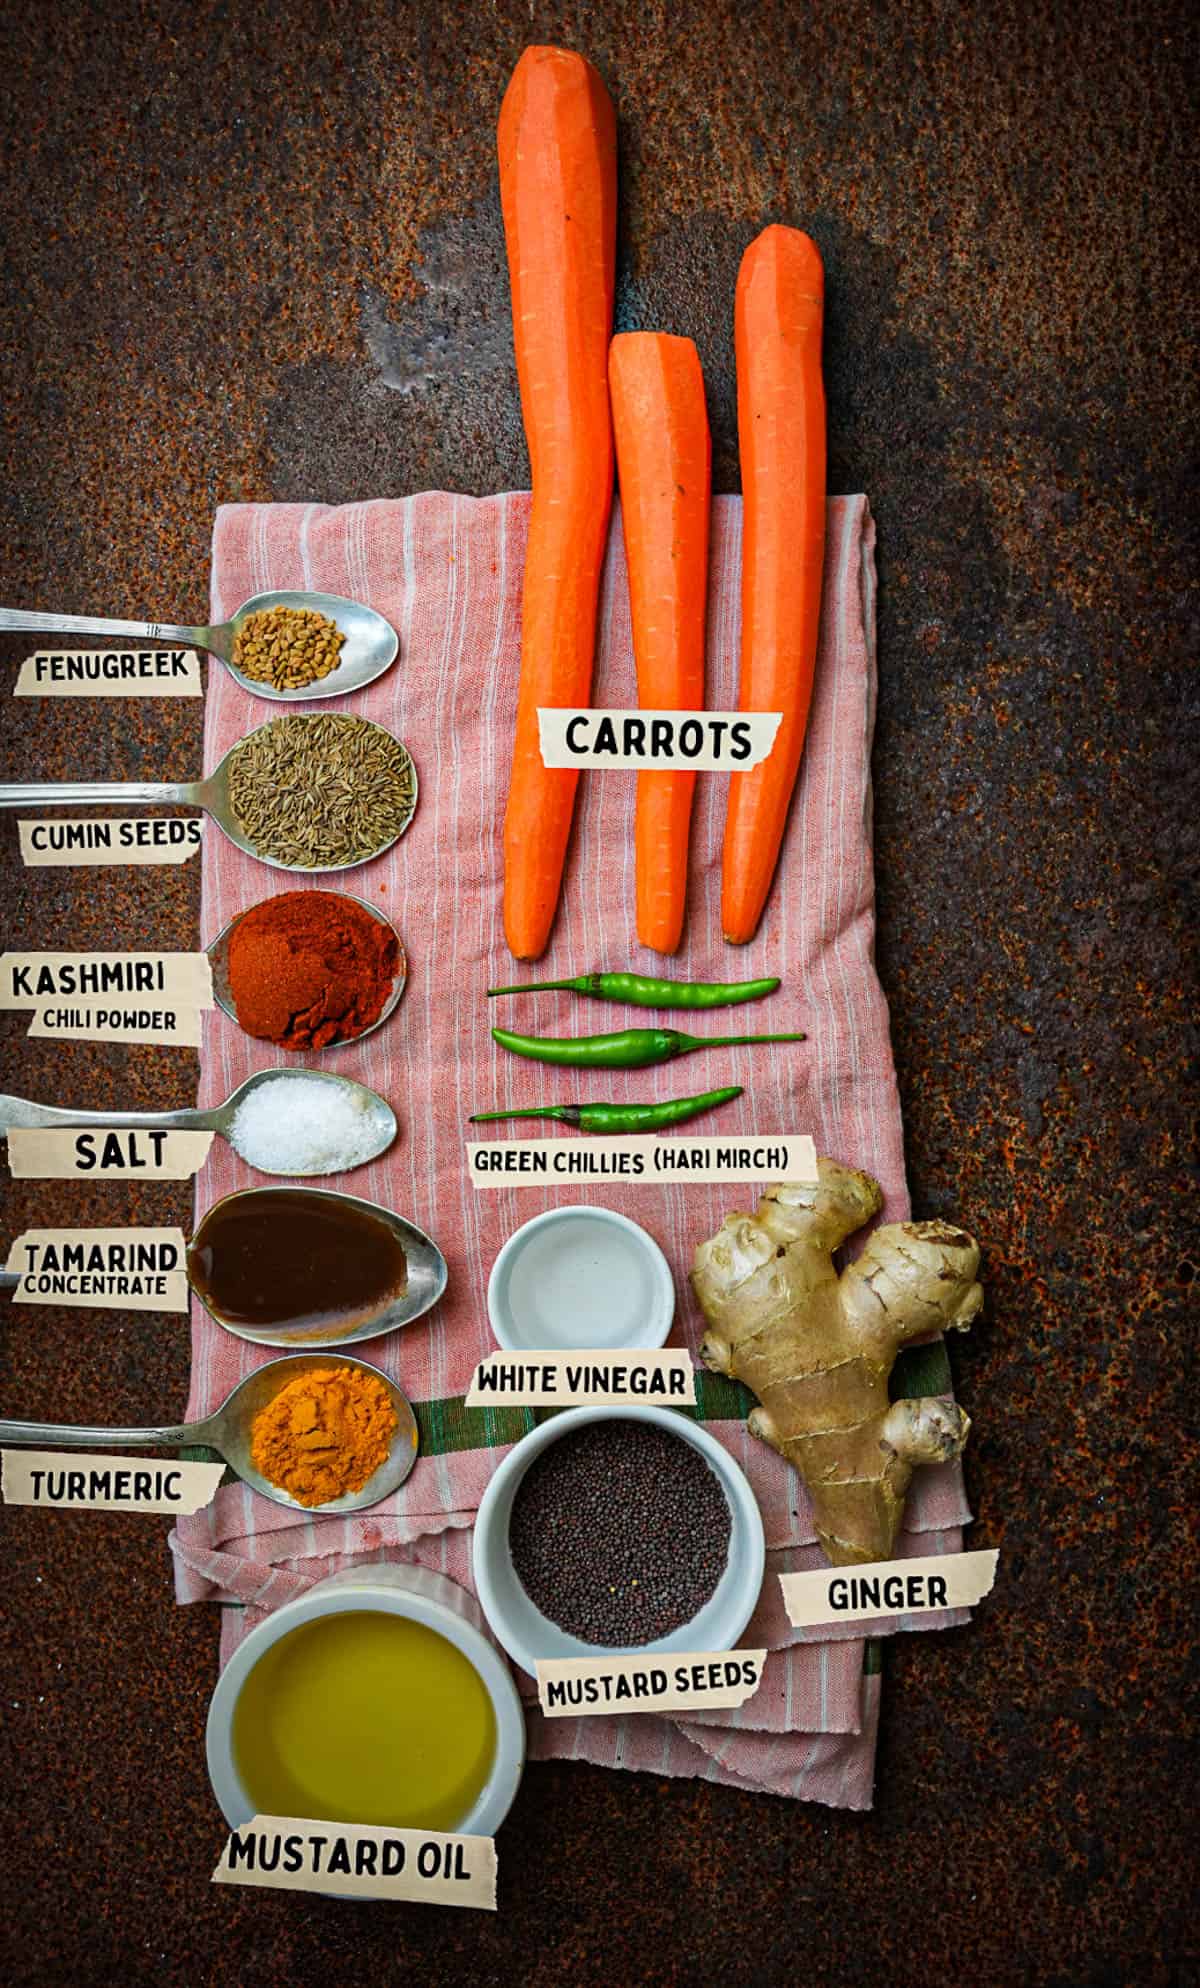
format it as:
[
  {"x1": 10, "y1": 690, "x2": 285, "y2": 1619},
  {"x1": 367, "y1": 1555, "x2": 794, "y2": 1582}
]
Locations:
[{"x1": 5, "y1": 1228, "x2": 189, "y2": 1310}]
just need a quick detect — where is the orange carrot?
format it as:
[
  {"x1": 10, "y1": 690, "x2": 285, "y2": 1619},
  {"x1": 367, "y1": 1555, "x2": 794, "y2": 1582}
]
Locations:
[
  {"x1": 609, "y1": 333, "x2": 711, "y2": 955},
  {"x1": 722, "y1": 225, "x2": 826, "y2": 944},
  {"x1": 498, "y1": 46, "x2": 617, "y2": 961}
]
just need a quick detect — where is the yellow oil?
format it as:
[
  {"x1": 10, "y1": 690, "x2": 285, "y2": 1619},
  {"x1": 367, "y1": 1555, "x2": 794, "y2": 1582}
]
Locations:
[{"x1": 232, "y1": 1609, "x2": 497, "y2": 1830}]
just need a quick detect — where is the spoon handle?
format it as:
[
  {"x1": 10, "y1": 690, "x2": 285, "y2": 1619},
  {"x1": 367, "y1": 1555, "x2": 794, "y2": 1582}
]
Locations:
[
  {"x1": 0, "y1": 779, "x2": 201, "y2": 807},
  {"x1": 0, "y1": 1094, "x2": 209, "y2": 1133},
  {"x1": 0, "y1": 1416, "x2": 201, "y2": 1447},
  {"x1": 0, "y1": 608, "x2": 211, "y2": 647}
]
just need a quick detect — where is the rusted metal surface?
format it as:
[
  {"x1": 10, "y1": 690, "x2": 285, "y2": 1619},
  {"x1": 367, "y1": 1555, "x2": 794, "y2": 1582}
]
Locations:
[{"x1": 0, "y1": 0, "x2": 1195, "y2": 1981}]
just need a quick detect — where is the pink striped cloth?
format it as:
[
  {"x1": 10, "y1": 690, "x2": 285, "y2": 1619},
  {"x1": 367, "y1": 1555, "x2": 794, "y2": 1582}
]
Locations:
[{"x1": 169, "y1": 491, "x2": 974, "y2": 1809}]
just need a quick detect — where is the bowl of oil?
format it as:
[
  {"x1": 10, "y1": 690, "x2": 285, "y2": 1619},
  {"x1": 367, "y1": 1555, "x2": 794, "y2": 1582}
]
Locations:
[{"x1": 206, "y1": 1564, "x2": 525, "y2": 1839}]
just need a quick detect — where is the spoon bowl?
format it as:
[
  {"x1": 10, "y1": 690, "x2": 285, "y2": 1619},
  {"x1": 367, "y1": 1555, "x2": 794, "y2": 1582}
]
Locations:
[
  {"x1": 0, "y1": 1065, "x2": 398, "y2": 1177},
  {"x1": 189, "y1": 1184, "x2": 449, "y2": 1349},
  {"x1": 0, "y1": 713, "x2": 419, "y2": 874},
  {"x1": 207, "y1": 892, "x2": 408, "y2": 1049},
  {"x1": 0, "y1": 1352, "x2": 420, "y2": 1514},
  {"x1": 0, "y1": 591, "x2": 399, "y2": 702}
]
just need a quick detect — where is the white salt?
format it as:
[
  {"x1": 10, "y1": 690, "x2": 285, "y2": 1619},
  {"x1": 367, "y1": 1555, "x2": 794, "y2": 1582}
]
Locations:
[{"x1": 228, "y1": 1076, "x2": 384, "y2": 1175}]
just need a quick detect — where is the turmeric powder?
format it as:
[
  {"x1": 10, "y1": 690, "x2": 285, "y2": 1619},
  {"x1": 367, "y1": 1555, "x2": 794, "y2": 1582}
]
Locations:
[{"x1": 250, "y1": 1365, "x2": 398, "y2": 1507}]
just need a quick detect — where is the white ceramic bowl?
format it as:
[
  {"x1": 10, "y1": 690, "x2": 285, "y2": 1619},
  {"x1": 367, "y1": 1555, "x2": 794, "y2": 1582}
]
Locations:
[
  {"x1": 206, "y1": 1564, "x2": 525, "y2": 1838},
  {"x1": 487, "y1": 1205, "x2": 675, "y2": 1353},
  {"x1": 472, "y1": 1405, "x2": 765, "y2": 1675}
]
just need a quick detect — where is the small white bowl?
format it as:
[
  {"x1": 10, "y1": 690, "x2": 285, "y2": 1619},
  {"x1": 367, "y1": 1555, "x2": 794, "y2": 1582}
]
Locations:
[
  {"x1": 206, "y1": 1563, "x2": 525, "y2": 1840},
  {"x1": 487, "y1": 1205, "x2": 675, "y2": 1353},
  {"x1": 472, "y1": 1405, "x2": 766, "y2": 1675}
]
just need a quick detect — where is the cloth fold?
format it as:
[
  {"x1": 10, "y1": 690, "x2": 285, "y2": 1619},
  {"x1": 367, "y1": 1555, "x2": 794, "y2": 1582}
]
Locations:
[{"x1": 172, "y1": 489, "x2": 973, "y2": 1810}]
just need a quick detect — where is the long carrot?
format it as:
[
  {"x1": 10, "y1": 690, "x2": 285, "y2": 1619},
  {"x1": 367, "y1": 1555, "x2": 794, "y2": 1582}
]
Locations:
[
  {"x1": 722, "y1": 225, "x2": 826, "y2": 944},
  {"x1": 609, "y1": 333, "x2": 711, "y2": 955},
  {"x1": 498, "y1": 46, "x2": 617, "y2": 961}
]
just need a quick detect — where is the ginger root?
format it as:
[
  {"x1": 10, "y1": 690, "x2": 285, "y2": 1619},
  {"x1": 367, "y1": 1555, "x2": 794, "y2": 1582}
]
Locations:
[{"x1": 691, "y1": 1157, "x2": 982, "y2": 1565}]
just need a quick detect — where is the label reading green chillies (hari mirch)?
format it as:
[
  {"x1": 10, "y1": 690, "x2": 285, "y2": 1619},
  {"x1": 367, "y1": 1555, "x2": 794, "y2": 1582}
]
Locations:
[{"x1": 466, "y1": 1131, "x2": 816, "y2": 1187}]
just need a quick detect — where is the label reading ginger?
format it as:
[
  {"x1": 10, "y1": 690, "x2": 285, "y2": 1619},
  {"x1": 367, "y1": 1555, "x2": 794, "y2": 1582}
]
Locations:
[
  {"x1": 778, "y1": 1549, "x2": 1000, "y2": 1627},
  {"x1": 14, "y1": 648, "x2": 202, "y2": 697}
]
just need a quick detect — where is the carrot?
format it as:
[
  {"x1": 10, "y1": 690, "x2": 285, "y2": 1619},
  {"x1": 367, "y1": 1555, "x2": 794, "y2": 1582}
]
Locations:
[
  {"x1": 498, "y1": 46, "x2": 618, "y2": 961},
  {"x1": 721, "y1": 225, "x2": 826, "y2": 945},
  {"x1": 609, "y1": 333, "x2": 712, "y2": 955}
]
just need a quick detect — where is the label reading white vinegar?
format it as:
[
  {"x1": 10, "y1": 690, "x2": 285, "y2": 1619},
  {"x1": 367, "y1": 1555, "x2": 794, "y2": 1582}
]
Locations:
[
  {"x1": 468, "y1": 1132, "x2": 816, "y2": 1189},
  {"x1": 1, "y1": 1450, "x2": 223, "y2": 1514},
  {"x1": 14, "y1": 648, "x2": 203, "y2": 697},
  {"x1": 466, "y1": 1349, "x2": 695, "y2": 1407},
  {"x1": 536, "y1": 1650, "x2": 766, "y2": 1719},
  {"x1": 538, "y1": 707, "x2": 781, "y2": 771},
  {"x1": 213, "y1": 1817, "x2": 497, "y2": 1910},
  {"x1": 19, "y1": 818, "x2": 202, "y2": 867},
  {"x1": 5, "y1": 1228, "x2": 189, "y2": 1310}
]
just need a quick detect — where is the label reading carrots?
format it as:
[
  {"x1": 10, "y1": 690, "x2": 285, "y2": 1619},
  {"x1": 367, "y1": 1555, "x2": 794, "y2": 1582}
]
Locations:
[{"x1": 537, "y1": 708, "x2": 782, "y2": 770}]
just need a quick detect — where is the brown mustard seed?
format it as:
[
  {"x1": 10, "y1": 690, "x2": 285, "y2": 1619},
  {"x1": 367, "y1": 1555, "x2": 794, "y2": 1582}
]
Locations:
[{"x1": 232, "y1": 603, "x2": 345, "y2": 691}]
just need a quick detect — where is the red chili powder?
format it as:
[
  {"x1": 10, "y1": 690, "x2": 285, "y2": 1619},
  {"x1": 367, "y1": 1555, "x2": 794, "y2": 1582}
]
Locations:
[{"x1": 226, "y1": 891, "x2": 400, "y2": 1049}]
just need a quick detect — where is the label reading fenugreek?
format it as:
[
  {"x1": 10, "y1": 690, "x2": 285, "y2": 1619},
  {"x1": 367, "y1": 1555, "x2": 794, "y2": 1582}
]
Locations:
[
  {"x1": 213, "y1": 1817, "x2": 497, "y2": 1910},
  {"x1": 14, "y1": 649, "x2": 203, "y2": 697},
  {"x1": 5, "y1": 1228, "x2": 188, "y2": 1310},
  {"x1": 536, "y1": 1650, "x2": 766, "y2": 1718},
  {"x1": 467, "y1": 1132, "x2": 816, "y2": 1188},
  {"x1": 778, "y1": 1550, "x2": 1000, "y2": 1627},
  {"x1": 6, "y1": 1130, "x2": 213, "y2": 1181},
  {"x1": 1, "y1": 1450, "x2": 223, "y2": 1513},
  {"x1": 18, "y1": 818, "x2": 202, "y2": 867}
]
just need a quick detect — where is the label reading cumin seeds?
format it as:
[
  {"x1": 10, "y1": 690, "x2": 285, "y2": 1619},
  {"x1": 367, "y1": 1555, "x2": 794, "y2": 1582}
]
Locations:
[{"x1": 18, "y1": 818, "x2": 202, "y2": 867}]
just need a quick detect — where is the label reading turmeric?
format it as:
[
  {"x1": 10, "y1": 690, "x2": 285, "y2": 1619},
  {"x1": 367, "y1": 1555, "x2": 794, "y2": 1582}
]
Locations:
[{"x1": 1, "y1": 1449, "x2": 222, "y2": 1513}]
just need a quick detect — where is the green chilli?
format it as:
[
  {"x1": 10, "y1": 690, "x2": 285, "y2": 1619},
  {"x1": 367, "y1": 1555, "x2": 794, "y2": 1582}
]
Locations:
[
  {"x1": 491, "y1": 1026, "x2": 805, "y2": 1070},
  {"x1": 486, "y1": 969, "x2": 782, "y2": 1010},
  {"x1": 469, "y1": 1085, "x2": 745, "y2": 1135}
]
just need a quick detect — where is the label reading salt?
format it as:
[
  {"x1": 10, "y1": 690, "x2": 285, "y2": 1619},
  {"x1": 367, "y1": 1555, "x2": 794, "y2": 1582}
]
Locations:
[
  {"x1": 5, "y1": 1228, "x2": 188, "y2": 1310},
  {"x1": 1, "y1": 1449, "x2": 223, "y2": 1514},
  {"x1": 536, "y1": 1650, "x2": 766, "y2": 1718},
  {"x1": 466, "y1": 1349, "x2": 695, "y2": 1408},
  {"x1": 538, "y1": 707, "x2": 781, "y2": 771},
  {"x1": 6, "y1": 1129, "x2": 213, "y2": 1181},
  {"x1": 14, "y1": 648, "x2": 203, "y2": 697},
  {"x1": 468, "y1": 1132, "x2": 816, "y2": 1189},
  {"x1": 778, "y1": 1549, "x2": 1000, "y2": 1627},
  {"x1": 213, "y1": 1816, "x2": 497, "y2": 1910},
  {"x1": 18, "y1": 818, "x2": 202, "y2": 867}
]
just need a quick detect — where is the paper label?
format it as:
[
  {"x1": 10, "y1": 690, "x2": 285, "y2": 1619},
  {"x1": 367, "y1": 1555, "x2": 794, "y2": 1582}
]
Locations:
[
  {"x1": 466, "y1": 1349, "x2": 695, "y2": 1407},
  {"x1": 5, "y1": 1228, "x2": 189, "y2": 1310},
  {"x1": 212, "y1": 1816, "x2": 497, "y2": 1910},
  {"x1": 467, "y1": 1132, "x2": 816, "y2": 1189},
  {"x1": 25, "y1": 1006, "x2": 204, "y2": 1045},
  {"x1": 779, "y1": 1549, "x2": 1000, "y2": 1627},
  {"x1": 1, "y1": 1449, "x2": 223, "y2": 1513},
  {"x1": 536, "y1": 1650, "x2": 766, "y2": 1718},
  {"x1": 538, "y1": 707, "x2": 781, "y2": 771},
  {"x1": 7, "y1": 1129, "x2": 213, "y2": 1180},
  {"x1": 0, "y1": 951, "x2": 213, "y2": 1008},
  {"x1": 14, "y1": 648, "x2": 203, "y2": 697},
  {"x1": 19, "y1": 818, "x2": 203, "y2": 867}
]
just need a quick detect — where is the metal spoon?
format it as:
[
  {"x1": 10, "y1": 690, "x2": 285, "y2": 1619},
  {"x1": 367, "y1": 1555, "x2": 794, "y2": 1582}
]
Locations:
[
  {"x1": 0, "y1": 1353, "x2": 420, "y2": 1513},
  {"x1": 0, "y1": 590, "x2": 399, "y2": 701},
  {"x1": 0, "y1": 1183, "x2": 447, "y2": 1349},
  {"x1": 207, "y1": 892, "x2": 407, "y2": 1049},
  {"x1": 0, "y1": 712, "x2": 418, "y2": 874},
  {"x1": 0, "y1": 1066, "x2": 397, "y2": 1176}
]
